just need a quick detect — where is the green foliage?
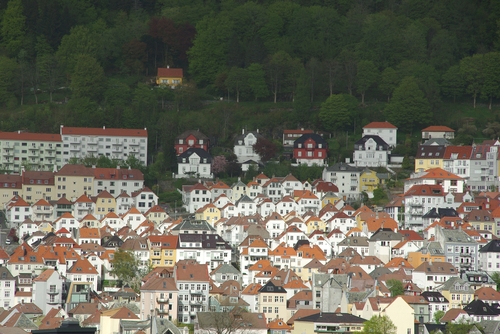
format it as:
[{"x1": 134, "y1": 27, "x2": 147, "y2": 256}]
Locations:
[
  {"x1": 0, "y1": 56, "x2": 17, "y2": 106},
  {"x1": 56, "y1": 25, "x2": 98, "y2": 75},
  {"x1": 110, "y1": 249, "x2": 151, "y2": 292},
  {"x1": 356, "y1": 60, "x2": 379, "y2": 104},
  {"x1": 386, "y1": 279, "x2": 404, "y2": 297},
  {"x1": 319, "y1": 94, "x2": 358, "y2": 133},
  {"x1": 490, "y1": 272, "x2": 500, "y2": 291},
  {"x1": 1, "y1": 0, "x2": 26, "y2": 57},
  {"x1": 70, "y1": 55, "x2": 106, "y2": 101},
  {"x1": 384, "y1": 76, "x2": 431, "y2": 133},
  {"x1": 433, "y1": 310, "x2": 445, "y2": 324},
  {"x1": 441, "y1": 65, "x2": 464, "y2": 102},
  {"x1": 445, "y1": 322, "x2": 479, "y2": 334},
  {"x1": 246, "y1": 63, "x2": 268, "y2": 101},
  {"x1": 361, "y1": 315, "x2": 397, "y2": 334}
]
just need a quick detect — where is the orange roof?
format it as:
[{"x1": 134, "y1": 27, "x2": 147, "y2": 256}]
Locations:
[
  {"x1": 419, "y1": 168, "x2": 463, "y2": 180},
  {"x1": 79, "y1": 227, "x2": 100, "y2": 239},
  {"x1": 443, "y1": 146, "x2": 473, "y2": 159},
  {"x1": 364, "y1": 217, "x2": 398, "y2": 232},
  {"x1": 385, "y1": 257, "x2": 414, "y2": 269},
  {"x1": 33, "y1": 269, "x2": 57, "y2": 282},
  {"x1": 0, "y1": 131, "x2": 61, "y2": 141},
  {"x1": 422, "y1": 126, "x2": 454, "y2": 132},
  {"x1": 249, "y1": 260, "x2": 272, "y2": 271},
  {"x1": 157, "y1": 67, "x2": 183, "y2": 78},
  {"x1": 61, "y1": 126, "x2": 147, "y2": 137},
  {"x1": 242, "y1": 283, "x2": 262, "y2": 295},
  {"x1": 68, "y1": 257, "x2": 99, "y2": 275},
  {"x1": 33, "y1": 199, "x2": 51, "y2": 206},
  {"x1": 268, "y1": 318, "x2": 291, "y2": 330},
  {"x1": 363, "y1": 121, "x2": 397, "y2": 129}
]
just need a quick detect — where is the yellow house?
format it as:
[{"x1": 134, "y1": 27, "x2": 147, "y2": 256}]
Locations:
[
  {"x1": 465, "y1": 209, "x2": 496, "y2": 234},
  {"x1": 145, "y1": 205, "x2": 169, "y2": 226},
  {"x1": 21, "y1": 171, "x2": 55, "y2": 203},
  {"x1": 382, "y1": 297, "x2": 417, "y2": 334},
  {"x1": 100, "y1": 307, "x2": 140, "y2": 334},
  {"x1": 258, "y1": 281, "x2": 287, "y2": 324},
  {"x1": 360, "y1": 169, "x2": 380, "y2": 193},
  {"x1": 156, "y1": 67, "x2": 183, "y2": 87},
  {"x1": 55, "y1": 164, "x2": 94, "y2": 200},
  {"x1": 437, "y1": 277, "x2": 474, "y2": 309},
  {"x1": 195, "y1": 203, "x2": 221, "y2": 225},
  {"x1": 320, "y1": 192, "x2": 341, "y2": 207},
  {"x1": 415, "y1": 145, "x2": 445, "y2": 173},
  {"x1": 292, "y1": 312, "x2": 365, "y2": 334},
  {"x1": 93, "y1": 190, "x2": 116, "y2": 219},
  {"x1": 148, "y1": 235, "x2": 178, "y2": 267},
  {"x1": 0, "y1": 174, "x2": 22, "y2": 208},
  {"x1": 304, "y1": 216, "x2": 327, "y2": 234},
  {"x1": 407, "y1": 250, "x2": 446, "y2": 269}
]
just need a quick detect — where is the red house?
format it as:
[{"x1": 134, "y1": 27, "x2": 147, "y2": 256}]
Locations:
[
  {"x1": 293, "y1": 133, "x2": 328, "y2": 166},
  {"x1": 174, "y1": 130, "x2": 209, "y2": 156}
]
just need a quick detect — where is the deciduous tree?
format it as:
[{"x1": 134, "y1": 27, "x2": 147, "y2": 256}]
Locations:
[
  {"x1": 386, "y1": 278, "x2": 404, "y2": 296},
  {"x1": 460, "y1": 54, "x2": 485, "y2": 108},
  {"x1": 70, "y1": 54, "x2": 106, "y2": 101},
  {"x1": 361, "y1": 315, "x2": 397, "y2": 334},
  {"x1": 253, "y1": 137, "x2": 277, "y2": 162},
  {"x1": 225, "y1": 67, "x2": 247, "y2": 103},
  {"x1": 246, "y1": 63, "x2": 268, "y2": 101},
  {"x1": 319, "y1": 94, "x2": 358, "y2": 133},
  {"x1": 356, "y1": 60, "x2": 378, "y2": 105},
  {"x1": 1, "y1": 0, "x2": 26, "y2": 57},
  {"x1": 110, "y1": 249, "x2": 151, "y2": 292},
  {"x1": 441, "y1": 65, "x2": 464, "y2": 103}
]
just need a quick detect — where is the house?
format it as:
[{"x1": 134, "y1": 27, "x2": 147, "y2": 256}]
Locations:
[
  {"x1": 362, "y1": 121, "x2": 397, "y2": 147},
  {"x1": 434, "y1": 226, "x2": 480, "y2": 272},
  {"x1": 233, "y1": 130, "x2": 263, "y2": 168},
  {"x1": 176, "y1": 148, "x2": 213, "y2": 179},
  {"x1": 32, "y1": 269, "x2": 65, "y2": 314},
  {"x1": 421, "y1": 291, "x2": 449, "y2": 322},
  {"x1": 93, "y1": 166, "x2": 144, "y2": 196},
  {"x1": 60, "y1": 125, "x2": 148, "y2": 167},
  {"x1": 0, "y1": 174, "x2": 22, "y2": 208},
  {"x1": 258, "y1": 281, "x2": 287, "y2": 323},
  {"x1": 403, "y1": 184, "x2": 445, "y2": 229},
  {"x1": 181, "y1": 183, "x2": 212, "y2": 213},
  {"x1": 175, "y1": 130, "x2": 209, "y2": 156},
  {"x1": 293, "y1": 133, "x2": 328, "y2": 166},
  {"x1": 442, "y1": 145, "x2": 473, "y2": 179},
  {"x1": 405, "y1": 168, "x2": 465, "y2": 194},
  {"x1": 66, "y1": 257, "x2": 99, "y2": 292},
  {"x1": 468, "y1": 142, "x2": 500, "y2": 192},
  {"x1": 415, "y1": 145, "x2": 446, "y2": 172},
  {"x1": 322, "y1": 163, "x2": 361, "y2": 201},
  {"x1": 437, "y1": 277, "x2": 474, "y2": 309},
  {"x1": 0, "y1": 267, "x2": 15, "y2": 309},
  {"x1": 6, "y1": 196, "x2": 32, "y2": 227},
  {"x1": 292, "y1": 312, "x2": 366, "y2": 334},
  {"x1": 283, "y1": 129, "x2": 314, "y2": 147},
  {"x1": 368, "y1": 228, "x2": 403, "y2": 263},
  {"x1": 131, "y1": 187, "x2": 158, "y2": 213},
  {"x1": 156, "y1": 67, "x2": 183, "y2": 87},
  {"x1": 412, "y1": 261, "x2": 458, "y2": 291},
  {"x1": 140, "y1": 276, "x2": 178, "y2": 321},
  {"x1": 21, "y1": 170, "x2": 55, "y2": 203},
  {"x1": 479, "y1": 239, "x2": 500, "y2": 273},
  {"x1": 422, "y1": 126, "x2": 455, "y2": 140},
  {"x1": 353, "y1": 135, "x2": 391, "y2": 167}
]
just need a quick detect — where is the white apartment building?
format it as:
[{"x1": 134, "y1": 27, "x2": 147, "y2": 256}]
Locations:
[
  {"x1": 0, "y1": 131, "x2": 62, "y2": 172},
  {"x1": 60, "y1": 125, "x2": 148, "y2": 166},
  {"x1": 362, "y1": 121, "x2": 397, "y2": 147}
]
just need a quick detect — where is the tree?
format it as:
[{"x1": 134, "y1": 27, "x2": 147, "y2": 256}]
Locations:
[
  {"x1": 386, "y1": 279, "x2": 404, "y2": 296},
  {"x1": 110, "y1": 249, "x2": 151, "y2": 292},
  {"x1": 319, "y1": 94, "x2": 358, "y2": 133},
  {"x1": 434, "y1": 310, "x2": 445, "y2": 324},
  {"x1": 379, "y1": 67, "x2": 398, "y2": 102},
  {"x1": 441, "y1": 65, "x2": 464, "y2": 103},
  {"x1": 37, "y1": 53, "x2": 61, "y2": 103},
  {"x1": 384, "y1": 76, "x2": 431, "y2": 133},
  {"x1": 265, "y1": 51, "x2": 295, "y2": 103},
  {"x1": 253, "y1": 137, "x2": 277, "y2": 162},
  {"x1": 199, "y1": 308, "x2": 252, "y2": 334},
  {"x1": 361, "y1": 315, "x2": 397, "y2": 334},
  {"x1": 491, "y1": 272, "x2": 500, "y2": 291},
  {"x1": 460, "y1": 54, "x2": 485, "y2": 108},
  {"x1": 70, "y1": 55, "x2": 106, "y2": 101},
  {"x1": 225, "y1": 67, "x2": 247, "y2": 103},
  {"x1": 246, "y1": 63, "x2": 268, "y2": 101},
  {"x1": 483, "y1": 122, "x2": 500, "y2": 139},
  {"x1": 1, "y1": 0, "x2": 26, "y2": 57},
  {"x1": 0, "y1": 56, "x2": 17, "y2": 107},
  {"x1": 356, "y1": 60, "x2": 378, "y2": 105},
  {"x1": 211, "y1": 155, "x2": 228, "y2": 176},
  {"x1": 481, "y1": 52, "x2": 500, "y2": 109},
  {"x1": 56, "y1": 25, "x2": 99, "y2": 75},
  {"x1": 445, "y1": 322, "x2": 479, "y2": 334}
]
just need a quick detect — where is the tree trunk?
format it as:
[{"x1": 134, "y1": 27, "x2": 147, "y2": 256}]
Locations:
[
  {"x1": 361, "y1": 92, "x2": 365, "y2": 105},
  {"x1": 236, "y1": 89, "x2": 239, "y2": 103},
  {"x1": 489, "y1": 96, "x2": 492, "y2": 110},
  {"x1": 273, "y1": 77, "x2": 278, "y2": 103},
  {"x1": 473, "y1": 93, "x2": 477, "y2": 109}
]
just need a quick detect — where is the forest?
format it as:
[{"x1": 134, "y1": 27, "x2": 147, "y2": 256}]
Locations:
[{"x1": 1, "y1": 0, "x2": 500, "y2": 175}]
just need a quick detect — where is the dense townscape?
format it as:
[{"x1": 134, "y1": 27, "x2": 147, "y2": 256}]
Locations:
[{"x1": 0, "y1": 123, "x2": 495, "y2": 334}]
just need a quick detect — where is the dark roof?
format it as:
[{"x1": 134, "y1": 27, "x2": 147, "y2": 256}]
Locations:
[
  {"x1": 171, "y1": 219, "x2": 216, "y2": 232},
  {"x1": 416, "y1": 145, "x2": 446, "y2": 159},
  {"x1": 368, "y1": 228, "x2": 403, "y2": 242},
  {"x1": 177, "y1": 148, "x2": 212, "y2": 163},
  {"x1": 234, "y1": 131, "x2": 264, "y2": 144},
  {"x1": 369, "y1": 267, "x2": 392, "y2": 280},
  {"x1": 421, "y1": 291, "x2": 449, "y2": 303},
  {"x1": 258, "y1": 280, "x2": 286, "y2": 294},
  {"x1": 325, "y1": 162, "x2": 361, "y2": 172},
  {"x1": 176, "y1": 130, "x2": 208, "y2": 140},
  {"x1": 480, "y1": 240, "x2": 500, "y2": 253},
  {"x1": 293, "y1": 133, "x2": 328, "y2": 147},
  {"x1": 464, "y1": 299, "x2": 500, "y2": 316},
  {"x1": 296, "y1": 312, "x2": 366, "y2": 324},
  {"x1": 422, "y1": 208, "x2": 459, "y2": 219},
  {"x1": 178, "y1": 234, "x2": 231, "y2": 250},
  {"x1": 354, "y1": 135, "x2": 389, "y2": 150}
]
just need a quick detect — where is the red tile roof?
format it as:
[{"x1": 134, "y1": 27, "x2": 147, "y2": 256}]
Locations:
[
  {"x1": 422, "y1": 126, "x2": 455, "y2": 132},
  {"x1": 363, "y1": 121, "x2": 397, "y2": 129},
  {"x1": 0, "y1": 131, "x2": 61, "y2": 141},
  {"x1": 61, "y1": 126, "x2": 147, "y2": 137},
  {"x1": 157, "y1": 67, "x2": 183, "y2": 78}
]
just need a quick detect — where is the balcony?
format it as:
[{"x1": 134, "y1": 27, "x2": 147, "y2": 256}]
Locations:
[
  {"x1": 156, "y1": 297, "x2": 169, "y2": 303},
  {"x1": 460, "y1": 253, "x2": 472, "y2": 257},
  {"x1": 70, "y1": 146, "x2": 80, "y2": 152},
  {"x1": 47, "y1": 289, "x2": 59, "y2": 294},
  {"x1": 87, "y1": 141, "x2": 98, "y2": 145},
  {"x1": 190, "y1": 290, "x2": 203, "y2": 295},
  {"x1": 189, "y1": 311, "x2": 197, "y2": 316},
  {"x1": 157, "y1": 308, "x2": 169, "y2": 315},
  {"x1": 47, "y1": 296, "x2": 61, "y2": 304},
  {"x1": 190, "y1": 300, "x2": 202, "y2": 305},
  {"x1": 3, "y1": 150, "x2": 13, "y2": 157},
  {"x1": 129, "y1": 142, "x2": 140, "y2": 146},
  {"x1": 87, "y1": 146, "x2": 97, "y2": 152},
  {"x1": 211, "y1": 254, "x2": 224, "y2": 261}
]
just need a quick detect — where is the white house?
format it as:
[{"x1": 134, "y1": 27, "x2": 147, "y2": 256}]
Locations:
[
  {"x1": 322, "y1": 163, "x2": 361, "y2": 200},
  {"x1": 353, "y1": 135, "x2": 391, "y2": 167},
  {"x1": 176, "y1": 148, "x2": 213, "y2": 179},
  {"x1": 362, "y1": 121, "x2": 397, "y2": 147},
  {"x1": 233, "y1": 130, "x2": 263, "y2": 167}
]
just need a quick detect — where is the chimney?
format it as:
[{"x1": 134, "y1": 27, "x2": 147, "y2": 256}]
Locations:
[
  {"x1": 242, "y1": 129, "x2": 245, "y2": 135},
  {"x1": 103, "y1": 126, "x2": 106, "y2": 130}
]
